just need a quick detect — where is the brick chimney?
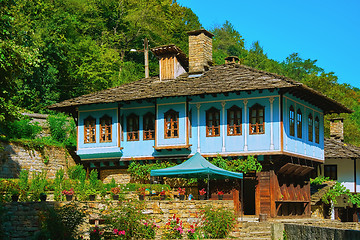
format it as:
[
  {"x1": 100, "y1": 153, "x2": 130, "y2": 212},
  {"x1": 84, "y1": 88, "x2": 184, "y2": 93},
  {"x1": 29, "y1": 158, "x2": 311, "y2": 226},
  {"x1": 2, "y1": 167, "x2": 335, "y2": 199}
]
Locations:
[
  {"x1": 187, "y1": 29, "x2": 213, "y2": 74},
  {"x1": 330, "y1": 118, "x2": 344, "y2": 141}
]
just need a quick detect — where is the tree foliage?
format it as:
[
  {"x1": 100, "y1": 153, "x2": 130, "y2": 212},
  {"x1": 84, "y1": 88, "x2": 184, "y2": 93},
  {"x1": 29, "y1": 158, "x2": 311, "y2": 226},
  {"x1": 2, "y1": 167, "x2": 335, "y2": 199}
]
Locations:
[{"x1": 2, "y1": 1, "x2": 360, "y2": 146}]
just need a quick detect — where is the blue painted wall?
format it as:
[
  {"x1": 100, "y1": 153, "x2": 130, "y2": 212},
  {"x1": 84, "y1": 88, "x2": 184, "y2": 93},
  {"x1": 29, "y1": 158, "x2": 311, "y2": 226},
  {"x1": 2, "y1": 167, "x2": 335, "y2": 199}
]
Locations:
[
  {"x1": 76, "y1": 90, "x2": 324, "y2": 161},
  {"x1": 283, "y1": 94, "x2": 324, "y2": 160},
  {"x1": 77, "y1": 103, "x2": 121, "y2": 160}
]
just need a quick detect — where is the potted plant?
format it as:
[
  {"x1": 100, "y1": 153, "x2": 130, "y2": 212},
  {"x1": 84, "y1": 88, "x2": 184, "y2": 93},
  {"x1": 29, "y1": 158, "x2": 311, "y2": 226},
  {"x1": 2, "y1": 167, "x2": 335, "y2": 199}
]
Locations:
[
  {"x1": 160, "y1": 190, "x2": 166, "y2": 200},
  {"x1": 138, "y1": 187, "x2": 146, "y2": 200},
  {"x1": 85, "y1": 188, "x2": 98, "y2": 201},
  {"x1": 178, "y1": 187, "x2": 186, "y2": 200},
  {"x1": 39, "y1": 192, "x2": 47, "y2": 202},
  {"x1": 62, "y1": 188, "x2": 74, "y2": 201},
  {"x1": 199, "y1": 188, "x2": 206, "y2": 200},
  {"x1": 10, "y1": 188, "x2": 20, "y2": 202},
  {"x1": 111, "y1": 187, "x2": 121, "y2": 200},
  {"x1": 217, "y1": 191, "x2": 224, "y2": 200}
]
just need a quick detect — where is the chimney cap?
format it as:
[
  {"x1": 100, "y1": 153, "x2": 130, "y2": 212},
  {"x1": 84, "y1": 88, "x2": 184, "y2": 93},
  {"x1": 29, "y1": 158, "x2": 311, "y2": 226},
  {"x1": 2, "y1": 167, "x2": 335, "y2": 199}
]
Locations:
[
  {"x1": 187, "y1": 29, "x2": 214, "y2": 38},
  {"x1": 225, "y1": 56, "x2": 240, "y2": 64},
  {"x1": 330, "y1": 117, "x2": 344, "y2": 122}
]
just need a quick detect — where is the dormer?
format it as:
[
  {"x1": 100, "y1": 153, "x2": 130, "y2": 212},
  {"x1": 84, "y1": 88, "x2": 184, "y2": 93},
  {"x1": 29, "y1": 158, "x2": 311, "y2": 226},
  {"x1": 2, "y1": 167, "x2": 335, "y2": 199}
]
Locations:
[{"x1": 151, "y1": 45, "x2": 188, "y2": 81}]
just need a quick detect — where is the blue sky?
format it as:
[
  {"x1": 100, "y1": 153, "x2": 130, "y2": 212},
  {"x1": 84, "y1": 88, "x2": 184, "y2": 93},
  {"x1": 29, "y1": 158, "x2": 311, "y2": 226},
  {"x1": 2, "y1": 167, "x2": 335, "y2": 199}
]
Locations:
[{"x1": 177, "y1": 0, "x2": 360, "y2": 89}]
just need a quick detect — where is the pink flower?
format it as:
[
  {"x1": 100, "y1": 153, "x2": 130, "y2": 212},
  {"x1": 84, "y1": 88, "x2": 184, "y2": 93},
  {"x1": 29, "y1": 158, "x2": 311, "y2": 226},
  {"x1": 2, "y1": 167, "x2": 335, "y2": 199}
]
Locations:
[
  {"x1": 119, "y1": 230, "x2": 125, "y2": 235},
  {"x1": 144, "y1": 222, "x2": 148, "y2": 226},
  {"x1": 113, "y1": 229, "x2": 118, "y2": 234}
]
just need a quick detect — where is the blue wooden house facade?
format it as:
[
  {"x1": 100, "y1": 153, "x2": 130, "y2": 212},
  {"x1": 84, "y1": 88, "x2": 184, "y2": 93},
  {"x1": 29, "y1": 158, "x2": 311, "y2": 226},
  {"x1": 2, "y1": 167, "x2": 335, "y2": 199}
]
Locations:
[{"x1": 50, "y1": 29, "x2": 351, "y2": 217}]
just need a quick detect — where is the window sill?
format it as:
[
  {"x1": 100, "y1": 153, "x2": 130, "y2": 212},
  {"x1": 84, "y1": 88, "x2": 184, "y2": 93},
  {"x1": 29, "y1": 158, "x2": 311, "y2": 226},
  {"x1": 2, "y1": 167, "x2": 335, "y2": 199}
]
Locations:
[{"x1": 154, "y1": 144, "x2": 192, "y2": 151}]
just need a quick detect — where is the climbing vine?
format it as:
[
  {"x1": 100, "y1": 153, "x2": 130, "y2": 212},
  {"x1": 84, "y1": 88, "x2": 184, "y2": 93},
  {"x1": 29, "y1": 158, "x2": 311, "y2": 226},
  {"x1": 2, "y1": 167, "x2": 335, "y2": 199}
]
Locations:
[
  {"x1": 210, "y1": 155, "x2": 262, "y2": 174},
  {"x1": 127, "y1": 161, "x2": 177, "y2": 183}
]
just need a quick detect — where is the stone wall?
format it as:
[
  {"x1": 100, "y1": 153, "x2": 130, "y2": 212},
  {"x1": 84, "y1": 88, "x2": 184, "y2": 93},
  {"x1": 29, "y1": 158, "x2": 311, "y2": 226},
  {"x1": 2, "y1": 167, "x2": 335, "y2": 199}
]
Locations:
[
  {"x1": 284, "y1": 223, "x2": 360, "y2": 240},
  {"x1": 0, "y1": 142, "x2": 77, "y2": 179},
  {"x1": 1, "y1": 199, "x2": 234, "y2": 240},
  {"x1": 100, "y1": 168, "x2": 131, "y2": 184}
]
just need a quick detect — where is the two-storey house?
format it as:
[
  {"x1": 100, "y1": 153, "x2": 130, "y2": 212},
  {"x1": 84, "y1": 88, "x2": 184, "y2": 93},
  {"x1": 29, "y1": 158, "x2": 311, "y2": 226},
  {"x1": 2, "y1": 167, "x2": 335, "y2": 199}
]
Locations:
[{"x1": 50, "y1": 29, "x2": 351, "y2": 218}]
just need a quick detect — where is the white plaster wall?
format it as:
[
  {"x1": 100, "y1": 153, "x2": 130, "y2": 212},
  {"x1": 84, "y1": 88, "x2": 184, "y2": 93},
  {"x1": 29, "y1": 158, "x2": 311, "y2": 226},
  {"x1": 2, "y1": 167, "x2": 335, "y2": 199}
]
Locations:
[{"x1": 323, "y1": 158, "x2": 357, "y2": 192}]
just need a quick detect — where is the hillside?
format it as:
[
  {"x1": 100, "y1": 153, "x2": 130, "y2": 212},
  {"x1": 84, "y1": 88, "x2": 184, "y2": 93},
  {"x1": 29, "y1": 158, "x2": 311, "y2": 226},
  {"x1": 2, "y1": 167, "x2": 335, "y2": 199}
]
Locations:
[{"x1": 1, "y1": 0, "x2": 360, "y2": 145}]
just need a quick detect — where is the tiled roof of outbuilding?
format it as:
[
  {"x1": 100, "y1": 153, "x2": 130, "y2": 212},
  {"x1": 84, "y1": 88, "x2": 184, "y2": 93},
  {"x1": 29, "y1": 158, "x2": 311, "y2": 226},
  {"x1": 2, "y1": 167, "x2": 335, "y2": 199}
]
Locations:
[
  {"x1": 324, "y1": 138, "x2": 360, "y2": 158},
  {"x1": 49, "y1": 63, "x2": 352, "y2": 114}
]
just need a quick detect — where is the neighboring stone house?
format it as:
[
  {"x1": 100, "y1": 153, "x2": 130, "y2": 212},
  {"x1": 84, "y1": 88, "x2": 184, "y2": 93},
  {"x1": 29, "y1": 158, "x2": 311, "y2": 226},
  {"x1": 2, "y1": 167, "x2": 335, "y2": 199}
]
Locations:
[{"x1": 49, "y1": 29, "x2": 351, "y2": 218}]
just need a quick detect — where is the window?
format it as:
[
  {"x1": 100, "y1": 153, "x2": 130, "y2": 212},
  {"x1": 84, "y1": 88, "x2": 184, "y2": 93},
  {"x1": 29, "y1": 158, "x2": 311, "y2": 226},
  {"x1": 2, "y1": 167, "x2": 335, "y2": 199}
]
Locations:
[
  {"x1": 297, "y1": 109, "x2": 302, "y2": 138},
  {"x1": 84, "y1": 116, "x2": 96, "y2": 143},
  {"x1": 324, "y1": 165, "x2": 337, "y2": 180},
  {"x1": 100, "y1": 115, "x2": 112, "y2": 142},
  {"x1": 249, "y1": 104, "x2": 265, "y2": 134},
  {"x1": 143, "y1": 112, "x2": 155, "y2": 140},
  {"x1": 308, "y1": 114, "x2": 313, "y2": 142},
  {"x1": 289, "y1": 106, "x2": 295, "y2": 136},
  {"x1": 227, "y1": 105, "x2": 242, "y2": 136},
  {"x1": 206, "y1": 107, "x2": 220, "y2": 137},
  {"x1": 164, "y1": 109, "x2": 179, "y2": 138},
  {"x1": 315, "y1": 116, "x2": 320, "y2": 144},
  {"x1": 127, "y1": 114, "x2": 139, "y2": 141}
]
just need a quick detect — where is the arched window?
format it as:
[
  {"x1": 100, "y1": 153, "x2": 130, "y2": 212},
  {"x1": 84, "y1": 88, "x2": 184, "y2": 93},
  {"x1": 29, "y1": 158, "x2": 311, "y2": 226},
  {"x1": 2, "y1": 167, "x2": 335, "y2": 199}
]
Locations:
[
  {"x1": 249, "y1": 104, "x2": 265, "y2": 134},
  {"x1": 127, "y1": 113, "x2": 139, "y2": 141},
  {"x1": 164, "y1": 109, "x2": 179, "y2": 138},
  {"x1": 206, "y1": 107, "x2": 220, "y2": 137},
  {"x1": 143, "y1": 112, "x2": 155, "y2": 140},
  {"x1": 100, "y1": 115, "x2": 112, "y2": 142},
  {"x1": 227, "y1": 105, "x2": 242, "y2": 136},
  {"x1": 315, "y1": 116, "x2": 320, "y2": 144},
  {"x1": 289, "y1": 106, "x2": 295, "y2": 136},
  {"x1": 297, "y1": 109, "x2": 302, "y2": 138},
  {"x1": 84, "y1": 116, "x2": 96, "y2": 143},
  {"x1": 308, "y1": 114, "x2": 313, "y2": 142}
]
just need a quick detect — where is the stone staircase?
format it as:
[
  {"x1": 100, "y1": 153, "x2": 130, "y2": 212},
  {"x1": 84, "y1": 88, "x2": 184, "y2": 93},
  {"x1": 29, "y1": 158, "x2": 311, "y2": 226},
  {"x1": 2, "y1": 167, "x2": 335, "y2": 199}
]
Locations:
[{"x1": 230, "y1": 217, "x2": 272, "y2": 240}]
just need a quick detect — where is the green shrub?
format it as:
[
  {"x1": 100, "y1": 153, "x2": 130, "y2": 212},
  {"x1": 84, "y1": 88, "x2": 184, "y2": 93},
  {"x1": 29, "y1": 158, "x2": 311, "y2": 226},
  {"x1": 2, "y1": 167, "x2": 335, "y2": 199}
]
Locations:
[
  {"x1": 103, "y1": 200, "x2": 156, "y2": 239},
  {"x1": 4, "y1": 118, "x2": 42, "y2": 139},
  {"x1": 35, "y1": 203, "x2": 85, "y2": 240},
  {"x1": 202, "y1": 206, "x2": 236, "y2": 239},
  {"x1": 19, "y1": 169, "x2": 29, "y2": 201},
  {"x1": 47, "y1": 113, "x2": 76, "y2": 147},
  {"x1": 67, "y1": 164, "x2": 86, "y2": 181},
  {"x1": 29, "y1": 171, "x2": 47, "y2": 201},
  {"x1": 54, "y1": 169, "x2": 65, "y2": 201}
]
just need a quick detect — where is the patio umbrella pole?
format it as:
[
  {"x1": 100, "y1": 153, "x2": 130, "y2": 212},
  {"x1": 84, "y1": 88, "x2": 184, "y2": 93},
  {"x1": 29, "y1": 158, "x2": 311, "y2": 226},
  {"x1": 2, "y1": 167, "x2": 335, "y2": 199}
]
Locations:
[{"x1": 207, "y1": 173, "x2": 209, "y2": 200}]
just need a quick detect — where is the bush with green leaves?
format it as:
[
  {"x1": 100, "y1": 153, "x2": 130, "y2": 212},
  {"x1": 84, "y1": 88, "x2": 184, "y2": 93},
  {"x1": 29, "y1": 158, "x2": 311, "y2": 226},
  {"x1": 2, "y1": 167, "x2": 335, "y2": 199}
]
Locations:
[
  {"x1": 201, "y1": 206, "x2": 236, "y2": 239},
  {"x1": 3, "y1": 118, "x2": 42, "y2": 140},
  {"x1": 34, "y1": 203, "x2": 86, "y2": 240},
  {"x1": 210, "y1": 155, "x2": 262, "y2": 174},
  {"x1": 47, "y1": 113, "x2": 76, "y2": 147},
  {"x1": 29, "y1": 171, "x2": 47, "y2": 201},
  {"x1": 103, "y1": 199, "x2": 157, "y2": 239}
]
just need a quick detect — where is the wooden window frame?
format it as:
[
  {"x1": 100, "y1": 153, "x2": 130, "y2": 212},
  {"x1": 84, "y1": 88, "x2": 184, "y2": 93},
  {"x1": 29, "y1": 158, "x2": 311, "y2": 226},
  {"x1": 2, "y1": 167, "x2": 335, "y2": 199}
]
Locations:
[
  {"x1": 164, "y1": 109, "x2": 179, "y2": 139},
  {"x1": 206, "y1": 107, "x2": 220, "y2": 137},
  {"x1": 100, "y1": 115, "x2": 112, "y2": 143},
  {"x1": 296, "y1": 109, "x2": 302, "y2": 139},
  {"x1": 324, "y1": 164, "x2": 337, "y2": 180},
  {"x1": 84, "y1": 116, "x2": 96, "y2": 144},
  {"x1": 289, "y1": 105, "x2": 295, "y2": 137},
  {"x1": 249, "y1": 104, "x2": 265, "y2": 135},
  {"x1": 143, "y1": 112, "x2": 155, "y2": 140},
  {"x1": 127, "y1": 113, "x2": 139, "y2": 141},
  {"x1": 315, "y1": 116, "x2": 320, "y2": 144},
  {"x1": 227, "y1": 105, "x2": 242, "y2": 136},
  {"x1": 308, "y1": 114, "x2": 313, "y2": 142}
]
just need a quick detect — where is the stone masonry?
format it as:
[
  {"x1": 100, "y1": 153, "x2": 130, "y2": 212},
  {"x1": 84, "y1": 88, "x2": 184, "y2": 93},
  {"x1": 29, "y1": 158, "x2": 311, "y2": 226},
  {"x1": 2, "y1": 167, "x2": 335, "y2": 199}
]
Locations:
[
  {"x1": 188, "y1": 30, "x2": 213, "y2": 74},
  {"x1": 0, "y1": 142, "x2": 76, "y2": 179}
]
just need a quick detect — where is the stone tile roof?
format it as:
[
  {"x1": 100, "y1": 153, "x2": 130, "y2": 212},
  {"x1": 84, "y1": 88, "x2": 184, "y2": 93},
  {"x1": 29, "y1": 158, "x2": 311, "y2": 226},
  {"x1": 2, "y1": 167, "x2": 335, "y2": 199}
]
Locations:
[
  {"x1": 324, "y1": 138, "x2": 360, "y2": 158},
  {"x1": 49, "y1": 63, "x2": 352, "y2": 114},
  {"x1": 311, "y1": 181, "x2": 336, "y2": 205}
]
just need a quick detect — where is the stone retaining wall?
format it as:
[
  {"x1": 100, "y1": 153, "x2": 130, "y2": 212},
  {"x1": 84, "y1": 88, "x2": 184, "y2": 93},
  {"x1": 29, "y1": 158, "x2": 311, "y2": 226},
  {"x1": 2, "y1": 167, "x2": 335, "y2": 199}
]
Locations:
[
  {"x1": 1, "y1": 199, "x2": 234, "y2": 240},
  {"x1": 0, "y1": 142, "x2": 77, "y2": 179}
]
